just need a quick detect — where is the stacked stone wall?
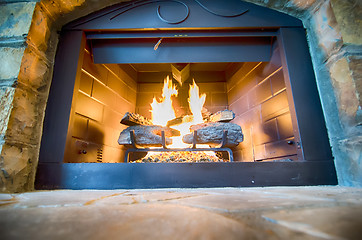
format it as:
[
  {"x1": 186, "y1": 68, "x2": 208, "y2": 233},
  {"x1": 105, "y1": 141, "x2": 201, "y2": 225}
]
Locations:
[{"x1": 0, "y1": 0, "x2": 361, "y2": 192}]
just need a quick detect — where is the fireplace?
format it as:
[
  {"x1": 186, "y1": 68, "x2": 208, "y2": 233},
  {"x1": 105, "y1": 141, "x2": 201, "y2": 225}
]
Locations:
[{"x1": 35, "y1": 0, "x2": 337, "y2": 189}]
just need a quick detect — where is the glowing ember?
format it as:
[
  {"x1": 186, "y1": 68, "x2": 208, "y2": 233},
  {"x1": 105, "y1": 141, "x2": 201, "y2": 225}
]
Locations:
[{"x1": 136, "y1": 151, "x2": 226, "y2": 163}]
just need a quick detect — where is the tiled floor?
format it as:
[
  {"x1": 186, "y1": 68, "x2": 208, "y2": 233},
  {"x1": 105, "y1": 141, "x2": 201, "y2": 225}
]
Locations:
[{"x1": 1, "y1": 186, "x2": 362, "y2": 239}]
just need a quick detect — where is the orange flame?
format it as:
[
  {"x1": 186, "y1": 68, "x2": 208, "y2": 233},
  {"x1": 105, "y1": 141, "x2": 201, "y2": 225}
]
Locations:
[
  {"x1": 150, "y1": 75, "x2": 178, "y2": 126},
  {"x1": 188, "y1": 79, "x2": 206, "y2": 124},
  {"x1": 150, "y1": 76, "x2": 211, "y2": 152}
]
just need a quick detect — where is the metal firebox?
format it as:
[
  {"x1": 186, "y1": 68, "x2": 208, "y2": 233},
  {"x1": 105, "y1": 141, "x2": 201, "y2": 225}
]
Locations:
[{"x1": 36, "y1": 0, "x2": 337, "y2": 189}]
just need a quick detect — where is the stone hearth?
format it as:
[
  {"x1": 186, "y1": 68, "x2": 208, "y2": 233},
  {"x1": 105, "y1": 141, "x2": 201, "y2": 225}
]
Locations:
[
  {"x1": 0, "y1": 186, "x2": 362, "y2": 239},
  {"x1": 0, "y1": 0, "x2": 361, "y2": 192}
]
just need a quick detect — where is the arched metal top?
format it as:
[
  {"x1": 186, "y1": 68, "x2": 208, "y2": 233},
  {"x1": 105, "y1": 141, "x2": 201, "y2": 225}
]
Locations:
[{"x1": 64, "y1": 0, "x2": 302, "y2": 31}]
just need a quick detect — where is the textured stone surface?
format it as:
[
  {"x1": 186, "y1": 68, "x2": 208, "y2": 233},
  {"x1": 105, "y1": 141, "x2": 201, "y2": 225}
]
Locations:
[
  {"x1": 263, "y1": 206, "x2": 362, "y2": 240},
  {"x1": 118, "y1": 125, "x2": 180, "y2": 146},
  {"x1": 0, "y1": 87, "x2": 15, "y2": 138},
  {"x1": 348, "y1": 56, "x2": 362, "y2": 107},
  {"x1": 27, "y1": 3, "x2": 53, "y2": 53},
  {"x1": 4, "y1": 86, "x2": 46, "y2": 145},
  {"x1": 183, "y1": 122, "x2": 243, "y2": 147},
  {"x1": 329, "y1": 57, "x2": 360, "y2": 124},
  {"x1": 330, "y1": 0, "x2": 362, "y2": 45},
  {"x1": 311, "y1": 1, "x2": 342, "y2": 57},
  {"x1": 335, "y1": 135, "x2": 362, "y2": 187},
  {"x1": 0, "y1": 187, "x2": 362, "y2": 240},
  {"x1": 17, "y1": 47, "x2": 51, "y2": 93},
  {"x1": 290, "y1": 0, "x2": 316, "y2": 9},
  {"x1": 243, "y1": 0, "x2": 313, "y2": 17},
  {"x1": 0, "y1": 142, "x2": 38, "y2": 192},
  {"x1": 0, "y1": 2, "x2": 36, "y2": 38},
  {"x1": 0, "y1": 47, "x2": 26, "y2": 80}
]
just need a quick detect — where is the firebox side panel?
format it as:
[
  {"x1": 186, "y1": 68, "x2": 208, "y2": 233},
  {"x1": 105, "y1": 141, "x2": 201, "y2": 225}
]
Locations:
[
  {"x1": 228, "y1": 42, "x2": 298, "y2": 162},
  {"x1": 63, "y1": 43, "x2": 137, "y2": 163}
]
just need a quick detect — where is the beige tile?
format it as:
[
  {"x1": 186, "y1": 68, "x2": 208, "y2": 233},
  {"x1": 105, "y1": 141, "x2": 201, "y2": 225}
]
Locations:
[
  {"x1": 270, "y1": 69, "x2": 286, "y2": 95},
  {"x1": 229, "y1": 95, "x2": 249, "y2": 117},
  {"x1": 277, "y1": 113, "x2": 294, "y2": 140},
  {"x1": 82, "y1": 51, "x2": 107, "y2": 85},
  {"x1": 252, "y1": 119, "x2": 279, "y2": 146},
  {"x1": 75, "y1": 92, "x2": 103, "y2": 122},
  {"x1": 107, "y1": 71, "x2": 127, "y2": 98},
  {"x1": 71, "y1": 114, "x2": 88, "y2": 139},
  {"x1": 115, "y1": 95, "x2": 134, "y2": 115},
  {"x1": 261, "y1": 90, "x2": 289, "y2": 122},
  {"x1": 86, "y1": 119, "x2": 105, "y2": 145},
  {"x1": 264, "y1": 138, "x2": 297, "y2": 160},
  {"x1": 103, "y1": 108, "x2": 124, "y2": 130},
  {"x1": 211, "y1": 92, "x2": 228, "y2": 106},
  {"x1": 254, "y1": 144, "x2": 266, "y2": 160},
  {"x1": 92, "y1": 81, "x2": 117, "y2": 108}
]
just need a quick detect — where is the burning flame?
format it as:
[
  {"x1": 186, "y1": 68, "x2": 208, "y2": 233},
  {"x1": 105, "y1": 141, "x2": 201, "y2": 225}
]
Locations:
[
  {"x1": 149, "y1": 75, "x2": 215, "y2": 160},
  {"x1": 169, "y1": 79, "x2": 207, "y2": 148},
  {"x1": 150, "y1": 76, "x2": 178, "y2": 126},
  {"x1": 188, "y1": 80, "x2": 206, "y2": 125}
]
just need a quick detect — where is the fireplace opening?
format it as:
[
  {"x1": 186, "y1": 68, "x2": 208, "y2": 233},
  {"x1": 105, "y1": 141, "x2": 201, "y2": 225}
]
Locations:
[
  {"x1": 35, "y1": 0, "x2": 337, "y2": 189},
  {"x1": 64, "y1": 38, "x2": 296, "y2": 164}
]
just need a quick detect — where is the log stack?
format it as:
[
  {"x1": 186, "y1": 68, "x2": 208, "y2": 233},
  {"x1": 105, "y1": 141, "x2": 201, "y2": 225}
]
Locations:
[
  {"x1": 118, "y1": 125, "x2": 180, "y2": 147},
  {"x1": 182, "y1": 122, "x2": 243, "y2": 147},
  {"x1": 118, "y1": 109, "x2": 243, "y2": 148}
]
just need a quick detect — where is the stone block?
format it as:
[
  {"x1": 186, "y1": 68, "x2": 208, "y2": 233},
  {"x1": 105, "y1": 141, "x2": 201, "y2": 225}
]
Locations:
[
  {"x1": 330, "y1": 0, "x2": 362, "y2": 45},
  {"x1": 0, "y1": 2, "x2": 36, "y2": 38},
  {"x1": 244, "y1": 0, "x2": 307, "y2": 17},
  {"x1": 5, "y1": 86, "x2": 46, "y2": 145},
  {"x1": 1, "y1": 143, "x2": 31, "y2": 177},
  {"x1": 0, "y1": 47, "x2": 26, "y2": 79},
  {"x1": 39, "y1": 0, "x2": 66, "y2": 22},
  {"x1": 336, "y1": 135, "x2": 362, "y2": 187},
  {"x1": 58, "y1": 0, "x2": 86, "y2": 13},
  {"x1": 0, "y1": 87, "x2": 15, "y2": 138},
  {"x1": 311, "y1": 1, "x2": 342, "y2": 57},
  {"x1": 265, "y1": 0, "x2": 290, "y2": 9},
  {"x1": 27, "y1": 3, "x2": 53, "y2": 53},
  {"x1": 0, "y1": 142, "x2": 38, "y2": 192},
  {"x1": 17, "y1": 47, "x2": 51, "y2": 93},
  {"x1": 348, "y1": 56, "x2": 362, "y2": 106},
  {"x1": 263, "y1": 205, "x2": 362, "y2": 240},
  {"x1": 329, "y1": 57, "x2": 359, "y2": 123},
  {"x1": 289, "y1": 0, "x2": 316, "y2": 9}
]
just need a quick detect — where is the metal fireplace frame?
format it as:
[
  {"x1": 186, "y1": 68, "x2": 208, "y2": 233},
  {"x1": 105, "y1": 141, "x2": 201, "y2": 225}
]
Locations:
[{"x1": 35, "y1": 0, "x2": 337, "y2": 189}]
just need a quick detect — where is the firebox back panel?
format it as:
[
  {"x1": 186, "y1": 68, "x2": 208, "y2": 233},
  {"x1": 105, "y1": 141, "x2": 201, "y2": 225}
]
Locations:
[{"x1": 63, "y1": 40, "x2": 297, "y2": 163}]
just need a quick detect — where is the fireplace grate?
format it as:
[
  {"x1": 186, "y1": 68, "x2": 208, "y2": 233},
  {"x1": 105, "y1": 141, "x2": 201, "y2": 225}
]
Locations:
[{"x1": 124, "y1": 129, "x2": 234, "y2": 162}]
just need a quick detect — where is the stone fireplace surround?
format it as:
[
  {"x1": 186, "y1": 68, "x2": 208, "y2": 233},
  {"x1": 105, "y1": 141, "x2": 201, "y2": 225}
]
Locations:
[{"x1": 0, "y1": 0, "x2": 361, "y2": 192}]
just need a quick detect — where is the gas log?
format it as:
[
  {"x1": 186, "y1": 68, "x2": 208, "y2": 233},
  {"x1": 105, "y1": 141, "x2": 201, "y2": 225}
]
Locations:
[
  {"x1": 183, "y1": 122, "x2": 243, "y2": 147},
  {"x1": 118, "y1": 125, "x2": 180, "y2": 147},
  {"x1": 208, "y1": 109, "x2": 235, "y2": 123},
  {"x1": 120, "y1": 112, "x2": 152, "y2": 126}
]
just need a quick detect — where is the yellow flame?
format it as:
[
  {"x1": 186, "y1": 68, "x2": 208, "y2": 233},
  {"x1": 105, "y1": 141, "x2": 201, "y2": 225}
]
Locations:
[
  {"x1": 167, "y1": 80, "x2": 207, "y2": 149},
  {"x1": 149, "y1": 76, "x2": 214, "y2": 155},
  {"x1": 150, "y1": 76, "x2": 178, "y2": 126},
  {"x1": 188, "y1": 79, "x2": 206, "y2": 124}
]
